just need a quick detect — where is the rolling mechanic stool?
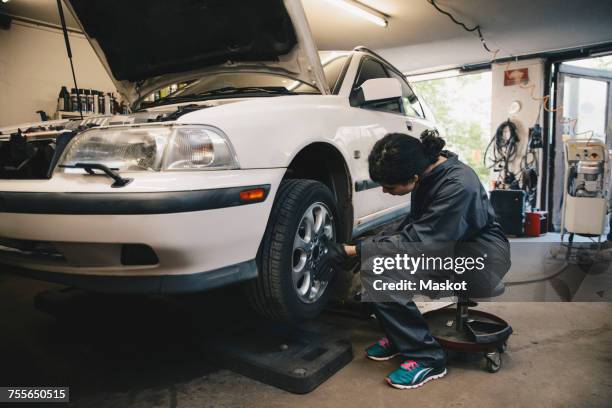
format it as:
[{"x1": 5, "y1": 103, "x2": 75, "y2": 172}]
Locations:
[{"x1": 423, "y1": 280, "x2": 512, "y2": 373}]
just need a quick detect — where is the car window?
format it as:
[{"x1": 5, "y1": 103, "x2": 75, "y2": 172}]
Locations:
[
  {"x1": 388, "y1": 70, "x2": 425, "y2": 118},
  {"x1": 361, "y1": 98, "x2": 404, "y2": 113},
  {"x1": 415, "y1": 89, "x2": 435, "y2": 122},
  {"x1": 352, "y1": 58, "x2": 402, "y2": 114},
  {"x1": 354, "y1": 58, "x2": 389, "y2": 88},
  {"x1": 323, "y1": 56, "x2": 349, "y2": 93}
]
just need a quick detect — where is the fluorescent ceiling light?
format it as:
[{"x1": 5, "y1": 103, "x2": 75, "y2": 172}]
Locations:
[{"x1": 323, "y1": 0, "x2": 388, "y2": 27}]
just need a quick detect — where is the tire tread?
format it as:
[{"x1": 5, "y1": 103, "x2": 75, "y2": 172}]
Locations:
[{"x1": 247, "y1": 179, "x2": 334, "y2": 321}]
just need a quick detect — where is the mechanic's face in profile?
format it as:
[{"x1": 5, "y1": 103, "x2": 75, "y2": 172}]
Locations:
[{"x1": 381, "y1": 176, "x2": 418, "y2": 195}]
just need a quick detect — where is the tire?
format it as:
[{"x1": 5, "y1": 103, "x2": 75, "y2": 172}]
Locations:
[{"x1": 246, "y1": 179, "x2": 340, "y2": 322}]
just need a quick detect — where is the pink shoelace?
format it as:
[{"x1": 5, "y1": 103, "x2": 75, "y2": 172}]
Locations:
[
  {"x1": 401, "y1": 360, "x2": 419, "y2": 370},
  {"x1": 377, "y1": 337, "x2": 391, "y2": 348}
]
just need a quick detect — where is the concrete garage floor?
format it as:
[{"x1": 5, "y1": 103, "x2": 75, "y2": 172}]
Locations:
[{"x1": 0, "y1": 270, "x2": 611, "y2": 408}]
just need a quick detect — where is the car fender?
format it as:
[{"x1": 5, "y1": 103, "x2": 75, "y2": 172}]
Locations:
[{"x1": 174, "y1": 95, "x2": 357, "y2": 173}]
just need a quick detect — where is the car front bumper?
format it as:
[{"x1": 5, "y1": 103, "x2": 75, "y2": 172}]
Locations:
[{"x1": 0, "y1": 168, "x2": 285, "y2": 293}]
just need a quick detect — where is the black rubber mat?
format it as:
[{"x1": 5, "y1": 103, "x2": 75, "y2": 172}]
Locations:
[
  {"x1": 205, "y1": 320, "x2": 353, "y2": 394},
  {"x1": 34, "y1": 287, "x2": 354, "y2": 394}
]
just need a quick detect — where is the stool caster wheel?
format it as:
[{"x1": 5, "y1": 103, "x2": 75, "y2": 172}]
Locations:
[
  {"x1": 498, "y1": 341, "x2": 507, "y2": 354},
  {"x1": 485, "y1": 351, "x2": 502, "y2": 373}
]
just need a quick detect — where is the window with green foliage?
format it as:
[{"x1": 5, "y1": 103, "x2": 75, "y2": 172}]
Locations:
[
  {"x1": 563, "y1": 55, "x2": 612, "y2": 72},
  {"x1": 411, "y1": 71, "x2": 492, "y2": 185}
]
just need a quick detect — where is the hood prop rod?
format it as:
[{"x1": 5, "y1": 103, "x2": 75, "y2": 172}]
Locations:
[{"x1": 56, "y1": 0, "x2": 83, "y2": 120}]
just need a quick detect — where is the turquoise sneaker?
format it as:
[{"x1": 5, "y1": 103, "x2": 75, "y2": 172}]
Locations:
[
  {"x1": 386, "y1": 360, "x2": 447, "y2": 389},
  {"x1": 365, "y1": 337, "x2": 399, "y2": 361}
]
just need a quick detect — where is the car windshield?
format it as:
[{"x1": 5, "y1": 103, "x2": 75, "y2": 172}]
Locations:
[
  {"x1": 140, "y1": 52, "x2": 350, "y2": 108},
  {"x1": 178, "y1": 73, "x2": 320, "y2": 95},
  {"x1": 141, "y1": 72, "x2": 320, "y2": 107}
]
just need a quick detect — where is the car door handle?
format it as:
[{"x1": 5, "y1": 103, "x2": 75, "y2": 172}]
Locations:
[{"x1": 406, "y1": 120, "x2": 413, "y2": 131}]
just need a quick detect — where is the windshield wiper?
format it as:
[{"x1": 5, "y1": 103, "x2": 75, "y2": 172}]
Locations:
[
  {"x1": 196, "y1": 86, "x2": 295, "y2": 96},
  {"x1": 59, "y1": 163, "x2": 133, "y2": 188}
]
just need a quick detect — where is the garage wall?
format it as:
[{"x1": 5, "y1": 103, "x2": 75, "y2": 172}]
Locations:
[
  {"x1": 0, "y1": 21, "x2": 114, "y2": 127},
  {"x1": 490, "y1": 58, "x2": 545, "y2": 190}
]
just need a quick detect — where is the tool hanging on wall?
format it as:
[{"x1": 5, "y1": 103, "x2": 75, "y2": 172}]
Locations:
[
  {"x1": 519, "y1": 110, "x2": 543, "y2": 209},
  {"x1": 518, "y1": 98, "x2": 548, "y2": 210},
  {"x1": 484, "y1": 119, "x2": 520, "y2": 189},
  {"x1": 485, "y1": 121, "x2": 542, "y2": 209}
]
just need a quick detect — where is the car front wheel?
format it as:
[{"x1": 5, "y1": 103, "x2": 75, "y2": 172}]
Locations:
[{"x1": 246, "y1": 179, "x2": 339, "y2": 322}]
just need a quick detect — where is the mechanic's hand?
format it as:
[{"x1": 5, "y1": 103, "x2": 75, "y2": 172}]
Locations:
[{"x1": 321, "y1": 236, "x2": 360, "y2": 273}]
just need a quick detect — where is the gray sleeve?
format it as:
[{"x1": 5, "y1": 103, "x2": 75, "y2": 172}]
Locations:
[{"x1": 359, "y1": 179, "x2": 473, "y2": 255}]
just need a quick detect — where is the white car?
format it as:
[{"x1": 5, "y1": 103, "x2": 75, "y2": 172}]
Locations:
[{"x1": 0, "y1": 0, "x2": 436, "y2": 321}]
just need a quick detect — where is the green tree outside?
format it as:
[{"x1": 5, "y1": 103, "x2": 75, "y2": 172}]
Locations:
[{"x1": 412, "y1": 72, "x2": 492, "y2": 185}]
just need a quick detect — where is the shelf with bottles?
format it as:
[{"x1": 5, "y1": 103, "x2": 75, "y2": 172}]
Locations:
[{"x1": 55, "y1": 85, "x2": 123, "y2": 118}]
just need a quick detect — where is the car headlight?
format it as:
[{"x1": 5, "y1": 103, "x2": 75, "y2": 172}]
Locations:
[{"x1": 59, "y1": 125, "x2": 239, "y2": 172}]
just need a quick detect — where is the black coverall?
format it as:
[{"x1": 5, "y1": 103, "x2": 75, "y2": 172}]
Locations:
[{"x1": 358, "y1": 151, "x2": 510, "y2": 367}]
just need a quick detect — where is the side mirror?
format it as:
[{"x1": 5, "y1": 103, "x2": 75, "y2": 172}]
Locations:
[{"x1": 357, "y1": 78, "x2": 402, "y2": 105}]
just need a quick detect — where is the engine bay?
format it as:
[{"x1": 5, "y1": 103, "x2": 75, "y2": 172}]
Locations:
[
  {"x1": 0, "y1": 127, "x2": 66, "y2": 179},
  {"x1": 0, "y1": 104, "x2": 209, "y2": 179}
]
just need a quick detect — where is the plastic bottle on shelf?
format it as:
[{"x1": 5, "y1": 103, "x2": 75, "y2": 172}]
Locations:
[
  {"x1": 89, "y1": 89, "x2": 95, "y2": 113},
  {"x1": 105, "y1": 92, "x2": 112, "y2": 115},
  {"x1": 85, "y1": 89, "x2": 94, "y2": 113},
  {"x1": 70, "y1": 88, "x2": 78, "y2": 112},
  {"x1": 79, "y1": 89, "x2": 87, "y2": 112},
  {"x1": 98, "y1": 91, "x2": 105, "y2": 114},
  {"x1": 93, "y1": 90, "x2": 99, "y2": 114},
  {"x1": 58, "y1": 86, "x2": 70, "y2": 112}
]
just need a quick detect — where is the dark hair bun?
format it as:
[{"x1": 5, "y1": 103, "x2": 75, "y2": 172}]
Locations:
[{"x1": 420, "y1": 129, "x2": 445, "y2": 163}]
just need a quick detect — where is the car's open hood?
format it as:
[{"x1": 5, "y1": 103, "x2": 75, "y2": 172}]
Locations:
[{"x1": 65, "y1": 0, "x2": 329, "y2": 104}]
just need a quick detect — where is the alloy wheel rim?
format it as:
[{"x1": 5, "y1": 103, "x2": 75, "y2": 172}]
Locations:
[{"x1": 291, "y1": 201, "x2": 334, "y2": 304}]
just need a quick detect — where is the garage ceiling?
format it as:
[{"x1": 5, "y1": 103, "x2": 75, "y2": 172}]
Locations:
[{"x1": 2, "y1": 0, "x2": 612, "y2": 73}]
